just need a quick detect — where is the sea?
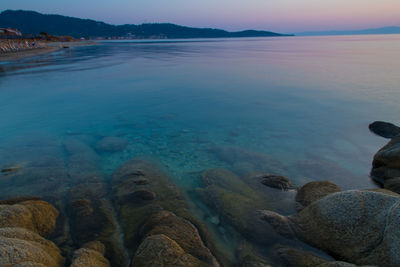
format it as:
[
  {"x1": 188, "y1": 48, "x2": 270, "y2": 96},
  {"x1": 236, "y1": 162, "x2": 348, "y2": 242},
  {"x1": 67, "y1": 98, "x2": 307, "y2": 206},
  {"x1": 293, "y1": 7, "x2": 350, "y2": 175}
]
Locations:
[{"x1": 0, "y1": 34, "x2": 399, "y2": 264}]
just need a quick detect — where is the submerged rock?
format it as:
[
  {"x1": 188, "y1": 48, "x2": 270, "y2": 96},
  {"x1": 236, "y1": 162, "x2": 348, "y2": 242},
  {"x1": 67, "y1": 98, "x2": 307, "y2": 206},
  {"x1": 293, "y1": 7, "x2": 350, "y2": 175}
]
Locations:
[
  {"x1": 295, "y1": 181, "x2": 341, "y2": 210},
  {"x1": 68, "y1": 181, "x2": 128, "y2": 267},
  {"x1": 259, "y1": 174, "x2": 295, "y2": 191},
  {"x1": 112, "y1": 159, "x2": 219, "y2": 265},
  {"x1": 277, "y1": 247, "x2": 328, "y2": 267},
  {"x1": 371, "y1": 136, "x2": 400, "y2": 184},
  {"x1": 237, "y1": 242, "x2": 271, "y2": 267},
  {"x1": 196, "y1": 168, "x2": 288, "y2": 245},
  {"x1": 369, "y1": 121, "x2": 400, "y2": 139},
  {"x1": 139, "y1": 210, "x2": 219, "y2": 266},
  {"x1": 71, "y1": 241, "x2": 110, "y2": 267},
  {"x1": 1, "y1": 166, "x2": 21, "y2": 173},
  {"x1": 132, "y1": 234, "x2": 204, "y2": 267},
  {"x1": 95, "y1": 136, "x2": 128, "y2": 152},
  {"x1": 0, "y1": 156, "x2": 69, "y2": 201},
  {"x1": 263, "y1": 190, "x2": 400, "y2": 266},
  {"x1": 277, "y1": 248, "x2": 373, "y2": 267}
]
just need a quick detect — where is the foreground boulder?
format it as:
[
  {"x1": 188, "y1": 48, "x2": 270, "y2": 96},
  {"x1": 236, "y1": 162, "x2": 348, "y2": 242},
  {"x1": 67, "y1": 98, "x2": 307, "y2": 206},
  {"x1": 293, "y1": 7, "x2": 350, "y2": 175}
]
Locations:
[
  {"x1": 371, "y1": 136, "x2": 400, "y2": 184},
  {"x1": 70, "y1": 241, "x2": 110, "y2": 267},
  {"x1": 261, "y1": 190, "x2": 400, "y2": 266},
  {"x1": 0, "y1": 199, "x2": 64, "y2": 267},
  {"x1": 137, "y1": 210, "x2": 219, "y2": 266},
  {"x1": 369, "y1": 121, "x2": 400, "y2": 139},
  {"x1": 0, "y1": 199, "x2": 59, "y2": 236},
  {"x1": 132, "y1": 234, "x2": 204, "y2": 267}
]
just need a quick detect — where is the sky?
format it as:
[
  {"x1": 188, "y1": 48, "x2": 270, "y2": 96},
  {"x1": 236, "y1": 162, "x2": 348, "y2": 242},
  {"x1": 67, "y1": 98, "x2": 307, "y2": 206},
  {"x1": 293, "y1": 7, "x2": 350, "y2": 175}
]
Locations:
[{"x1": 1, "y1": 0, "x2": 400, "y2": 33}]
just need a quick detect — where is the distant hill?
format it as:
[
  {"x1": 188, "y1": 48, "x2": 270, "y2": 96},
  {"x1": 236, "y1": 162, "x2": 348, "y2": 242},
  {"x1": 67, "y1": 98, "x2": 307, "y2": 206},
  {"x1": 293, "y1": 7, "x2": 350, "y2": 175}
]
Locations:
[
  {"x1": 297, "y1": 26, "x2": 400, "y2": 36},
  {"x1": 0, "y1": 10, "x2": 291, "y2": 39}
]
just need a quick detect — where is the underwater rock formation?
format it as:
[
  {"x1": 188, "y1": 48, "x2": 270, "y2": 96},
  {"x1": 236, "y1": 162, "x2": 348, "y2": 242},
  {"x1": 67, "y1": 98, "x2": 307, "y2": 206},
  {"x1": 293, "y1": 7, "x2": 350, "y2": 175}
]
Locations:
[
  {"x1": 277, "y1": 248, "x2": 373, "y2": 267},
  {"x1": 371, "y1": 136, "x2": 400, "y2": 184},
  {"x1": 132, "y1": 210, "x2": 219, "y2": 266},
  {"x1": 95, "y1": 136, "x2": 128, "y2": 152},
  {"x1": 369, "y1": 121, "x2": 400, "y2": 139},
  {"x1": 70, "y1": 241, "x2": 110, "y2": 267},
  {"x1": 258, "y1": 174, "x2": 295, "y2": 191},
  {"x1": 236, "y1": 242, "x2": 272, "y2": 267},
  {"x1": 261, "y1": 190, "x2": 400, "y2": 266},
  {"x1": 0, "y1": 199, "x2": 64, "y2": 267},
  {"x1": 66, "y1": 137, "x2": 128, "y2": 267},
  {"x1": 295, "y1": 181, "x2": 341, "y2": 210},
  {"x1": 196, "y1": 168, "x2": 291, "y2": 245},
  {"x1": 132, "y1": 234, "x2": 205, "y2": 267},
  {"x1": 112, "y1": 158, "x2": 219, "y2": 266}
]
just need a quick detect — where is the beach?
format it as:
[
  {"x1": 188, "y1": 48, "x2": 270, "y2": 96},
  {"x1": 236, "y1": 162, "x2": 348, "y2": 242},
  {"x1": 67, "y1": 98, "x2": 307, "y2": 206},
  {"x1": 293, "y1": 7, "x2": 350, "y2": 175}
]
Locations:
[{"x1": 0, "y1": 41, "x2": 96, "y2": 61}]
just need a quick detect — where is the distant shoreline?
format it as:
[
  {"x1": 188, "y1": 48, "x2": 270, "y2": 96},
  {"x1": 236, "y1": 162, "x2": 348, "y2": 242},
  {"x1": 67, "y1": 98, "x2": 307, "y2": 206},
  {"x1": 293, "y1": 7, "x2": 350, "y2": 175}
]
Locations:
[{"x1": 0, "y1": 41, "x2": 96, "y2": 61}]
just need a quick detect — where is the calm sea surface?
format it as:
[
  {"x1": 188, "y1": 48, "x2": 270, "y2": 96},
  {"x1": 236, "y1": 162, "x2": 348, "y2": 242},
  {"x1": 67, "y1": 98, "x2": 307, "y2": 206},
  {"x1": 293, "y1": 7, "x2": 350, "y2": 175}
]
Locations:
[{"x1": 1, "y1": 35, "x2": 400, "y2": 263}]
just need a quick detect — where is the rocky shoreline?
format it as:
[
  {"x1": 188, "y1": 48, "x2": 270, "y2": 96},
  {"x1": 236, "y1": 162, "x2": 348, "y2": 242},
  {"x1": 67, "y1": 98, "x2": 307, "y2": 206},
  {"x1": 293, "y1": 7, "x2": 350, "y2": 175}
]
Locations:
[{"x1": 1, "y1": 122, "x2": 399, "y2": 266}]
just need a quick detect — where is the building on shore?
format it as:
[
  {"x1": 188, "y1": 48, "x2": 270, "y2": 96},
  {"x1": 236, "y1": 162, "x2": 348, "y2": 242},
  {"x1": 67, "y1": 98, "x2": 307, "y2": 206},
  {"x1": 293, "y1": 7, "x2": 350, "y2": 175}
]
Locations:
[{"x1": 0, "y1": 28, "x2": 22, "y2": 36}]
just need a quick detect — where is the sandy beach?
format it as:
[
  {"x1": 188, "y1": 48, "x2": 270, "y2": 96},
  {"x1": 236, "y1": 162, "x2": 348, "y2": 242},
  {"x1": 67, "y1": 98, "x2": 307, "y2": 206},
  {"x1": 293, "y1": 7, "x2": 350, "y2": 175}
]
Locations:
[{"x1": 0, "y1": 41, "x2": 96, "y2": 61}]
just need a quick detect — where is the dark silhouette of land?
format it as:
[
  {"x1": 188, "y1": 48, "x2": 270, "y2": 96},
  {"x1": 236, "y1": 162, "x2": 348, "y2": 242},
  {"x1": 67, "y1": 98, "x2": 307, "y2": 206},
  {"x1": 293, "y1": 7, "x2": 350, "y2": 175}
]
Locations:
[{"x1": 0, "y1": 10, "x2": 292, "y2": 39}]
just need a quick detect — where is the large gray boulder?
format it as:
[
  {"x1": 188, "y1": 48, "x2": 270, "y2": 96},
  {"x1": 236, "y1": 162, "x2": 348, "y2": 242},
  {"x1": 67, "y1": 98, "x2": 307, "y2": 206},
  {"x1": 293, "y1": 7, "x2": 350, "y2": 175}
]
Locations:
[{"x1": 261, "y1": 190, "x2": 400, "y2": 266}]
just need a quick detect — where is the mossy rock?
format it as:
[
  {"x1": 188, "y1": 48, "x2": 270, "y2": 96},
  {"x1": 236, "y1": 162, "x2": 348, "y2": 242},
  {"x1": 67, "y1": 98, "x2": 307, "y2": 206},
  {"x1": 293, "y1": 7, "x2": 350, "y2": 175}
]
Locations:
[
  {"x1": 139, "y1": 210, "x2": 219, "y2": 266},
  {"x1": 196, "y1": 173, "x2": 283, "y2": 245},
  {"x1": 112, "y1": 159, "x2": 191, "y2": 250}
]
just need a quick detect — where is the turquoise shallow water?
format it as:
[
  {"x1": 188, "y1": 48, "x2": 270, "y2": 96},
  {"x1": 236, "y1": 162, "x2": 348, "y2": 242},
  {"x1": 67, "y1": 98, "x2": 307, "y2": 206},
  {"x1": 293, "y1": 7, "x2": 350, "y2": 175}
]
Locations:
[{"x1": 1, "y1": 35, "x2": 400, "y2": 264}]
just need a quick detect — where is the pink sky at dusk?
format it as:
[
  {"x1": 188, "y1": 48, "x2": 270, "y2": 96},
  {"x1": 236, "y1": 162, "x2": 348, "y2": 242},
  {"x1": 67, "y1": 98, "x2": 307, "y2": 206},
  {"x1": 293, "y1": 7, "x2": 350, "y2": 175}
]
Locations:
[{"x1": 2, "y1": 0, "x2": 400, "y2": 33}]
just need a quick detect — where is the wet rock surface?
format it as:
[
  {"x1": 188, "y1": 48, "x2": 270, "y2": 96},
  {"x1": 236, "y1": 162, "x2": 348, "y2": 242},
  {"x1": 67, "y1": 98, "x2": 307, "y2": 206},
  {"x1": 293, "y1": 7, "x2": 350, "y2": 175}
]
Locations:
[
  {"x1": 70, "y1": 241, "x2": 110, "y2": 267},
  {"x1": 196, "y1": 168, "x2": 292, "y2": 246},
  {"x1": 112, "y1": 158, "x2": 219, "y2": 266},
  {"x1": 371, "y1": 136, "x2": 400, "y2": 184},
  {"x1": 236, "y1": 242, "x2": 272, "y2": 267},
  {"x1": 277, "y1": 247, "x2": 375, "y2": 267},
  {"x1": 131, "y1": 234, "x2": 204, "y2": 267},
  {"x1": 369, "y1": 121, "x2": 400, "y2": 139},
  {"x1": 0, "y1": 200, "x2": 64, "y2": 267},
  {"x1": 295, "y1": 181, "x2": 341, "y2": 210},
  {"x1": 259, "y1": 174, "x2": 295, "y2": 191},
  {"x1": 0, "y1": 200, "x2": 59, "y2": 236},
  {"x1": 384, "y1": 178, "x2": 400, "y2": 194},
  {"x1": 277, "y1": 247, "x2": 329, "y2": 267},
  {"x1": 139, "y1": 210, "x2": 219, "y2": 266}
]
